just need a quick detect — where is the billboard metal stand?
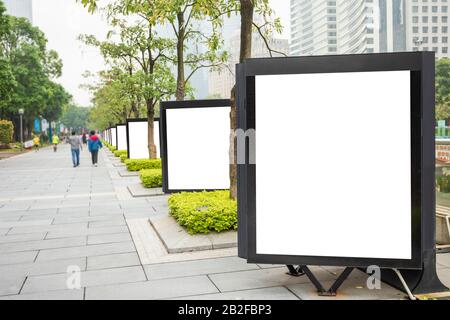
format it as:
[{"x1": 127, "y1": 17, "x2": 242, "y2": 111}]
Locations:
[
  {"x1": 286, "y1": 265, "x2": 304, "y2": 277},
  {"x1": 236, "y1": 52, "x2": 449, "y2": 297},
  {"x1": 301, "y1": 266, "x2": 354, "y2": 297}
]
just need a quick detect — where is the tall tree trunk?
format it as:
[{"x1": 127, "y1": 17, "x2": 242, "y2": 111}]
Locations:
[
  {"x1": 175, "y1": 12, "x2": 185, "y2": 101},
  {"x1": 229, "y1": 0, "x2": 254, "y2": 200},
  {"x1": 146, "y1": 98, "x2": 157, "y2": 159}
]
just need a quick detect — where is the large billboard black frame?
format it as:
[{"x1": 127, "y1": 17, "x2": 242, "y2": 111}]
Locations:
[
  {"x1": 125, "y1": 118, "x2": 160, "y2": 160},
  {"x1": 160, "y1": 99, "x2": 231, "y2": 193},
  {"x1": 115, "y1": 123, "x2": 127, "y2": 151},
  {"x1": 236, "y1": 52, "x2": 446, "y2": 293}
]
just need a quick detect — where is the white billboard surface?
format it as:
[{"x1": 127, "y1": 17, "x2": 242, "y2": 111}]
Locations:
[
  {"x1": 128, "y1": 121, "x2": 160, "y2": 159},
  {"x1": 111, "y1": 127, "x2": 117, "y2": 148},
  {"x1": 255, "y1": 71, "x2": 412, "y2": 259},
  {"x1": 165, "y1": 107, "x2": 230, "y2": 190},
  {"x1": 116, "y1": 125, "x2": 127, "y2": 151}
]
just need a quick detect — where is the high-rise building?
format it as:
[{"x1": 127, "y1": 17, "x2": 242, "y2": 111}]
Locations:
[
  {"x1": 290, "y1": 0, "x2": 449, "y2": 58},
  {"x1": 3, "y1": 0, "x2": 33, "y2": 22},
  {"x1": 208, "y1": 32, "x2": 290, "y2": 98},
  {"x1": 405, "y1": 0, "x2": 450, "y2": 58}
]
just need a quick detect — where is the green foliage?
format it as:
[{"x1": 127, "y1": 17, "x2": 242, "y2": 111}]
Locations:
[
  {"x1": 437, "y1": 176, "x2": 450, "y2": 193},
  {"x1": 168, "y1": 190, "x2": 237, "y2": 234},
  {"x1": 139, "y1": 168, "x2": 162, "y2": 188},
  {"x1": 125, "y1": 158, "x2": 162, "y2": 171},
  {"x1": 0, "y1": 8, "x2": 69, "y2": 136},
  {"x1": 114, "y1": 150, "x2": 127, "y2": 157},
  {"x1": 436, "y1": 58, "x2": 450, "y2": 121},
  {"x1": 0, "y1": 119, "x2": 14, "y2": 146},
  {"x1": 61, "y1": 105, "x2": 90, "y2": 130},
  {"x1": 120, "y1": 154, "x2": 128, "y2": 162}
]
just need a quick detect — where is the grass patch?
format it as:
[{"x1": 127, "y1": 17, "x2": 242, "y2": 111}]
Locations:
[{"x1": 168, "y1": 190, "x2": 237, "y2": 234}]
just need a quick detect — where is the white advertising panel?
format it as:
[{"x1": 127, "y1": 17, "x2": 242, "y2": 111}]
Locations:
[
  {"x1": 116, "y1": 125, "x2": 127, "y2": 151},
  {"x1": 165, "y1": 107, "x2": 230, "y2": 191},
  {"x1": 127, "y1": 120, "x2": 160, "y2": 159},
  {"x1": 255, "y1": 71, "x2": 412, "y2": 260},
  {"x1": 110, "y1": 127, "x2": 117, "y2": 148}
]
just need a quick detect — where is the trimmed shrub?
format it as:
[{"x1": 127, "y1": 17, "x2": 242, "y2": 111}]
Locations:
[
  {"x1": 125, "y1": 158, "x2": 161, "y2": 171},
  {"x1": 120, "y1": 154, "x2": 128, "y2": 163},
  {"x1": 139, "y1": 169, "x2": 162, "y2": 188},
  {"x1": 114, "y1": 150, "x2": 127, "y2": 157},
  {"x1": 168, "y1": 190, "x2": 237, "y2": 234},
  {"x1": 0, "y1": 120, "x2": 14, "y2": 147}
]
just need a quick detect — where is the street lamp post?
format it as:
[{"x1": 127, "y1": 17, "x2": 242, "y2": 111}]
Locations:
[{"x1": 18, "y1": 108, "x2": 24, "y2": 147}]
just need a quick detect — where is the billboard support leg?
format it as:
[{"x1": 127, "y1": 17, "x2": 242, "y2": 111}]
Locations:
[
  {"x1": 393, "y1": 268, "x2": 416, "y2": 300},
  {"x1": 300, "y1": 265, "x2": 354, "y2": 297},
  {"x1": 286, "y1": 265, "x2": 304, "y2": 277}
]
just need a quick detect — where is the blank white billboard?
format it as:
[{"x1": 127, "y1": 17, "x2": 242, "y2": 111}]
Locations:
[
  {"x1": 110, "y1": 127, "x2": 117, "y2": 148},
  {"x1": 116, "y1": 125, "x2": 127, "y2": 151},
  {"x1": 165, "y1": 107, "x2": 230, "y2": 190},
  {"x1": 128, "y1": 120, "x2": 160, "y2": 159},
  {"x1": 255, "y1": 71, "x2": 412, "y2": 260}
]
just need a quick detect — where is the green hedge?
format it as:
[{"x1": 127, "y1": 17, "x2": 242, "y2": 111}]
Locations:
[
  {"x1": 168, "y1": 190, "x2": 237, "y2": 234},
  {"x1": 114, "y1": 150, "x2": 127, "y2": 157},
  {"x1": 0, "y1": 120, "x2": 14, "y2": 147},
  {"x1": 124, "y1": 158, "x2": 162, "y2": 171},
  {"x1": 139, "y1": 169, "x2": 162, "y2": 188},
  {"x1": 120, "y1": 154, "x2": 128, "y2": 163}
]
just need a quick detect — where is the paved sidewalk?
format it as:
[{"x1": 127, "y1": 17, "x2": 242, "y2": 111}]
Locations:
[{"x1": 0, "y1": 144, "x2": 449, "y2": 300}]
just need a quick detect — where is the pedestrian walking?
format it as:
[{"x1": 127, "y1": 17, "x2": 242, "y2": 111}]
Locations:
[
  {"x1": 33, "y1": 134, "x2": 40, "y2": 151},
  {"x1": 88, "y1": 130, "x2": 102, "y2": 167},
  {"x1": 52, "y1": 134, "x2": 59, "y2": 152},
  {"x1": 82, "y1": 133, "x2": 87, "y2": 145},
  {"x1": 68, "y1": 131, "x2": 82, "y2": 167}
]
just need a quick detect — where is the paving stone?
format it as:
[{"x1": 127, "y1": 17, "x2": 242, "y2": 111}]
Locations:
[
  {"x1": 127, "y1": 184, "x2": 164, "y2": 198},
  {"x1": 36, "y1": 241, "x2": 136, "y2": 261},
  {"x1": 0, "y1": 228, "x2": 9, "y2": 235},
  {"x1": 0, "y1": 274, "x2": 26, "y2": 296},
  {"x1": 0, "y1": 258, "x2": 86, "y2": 277},
  {"x1": 208, "y1": 266, "x2": 336, "y2": 293},
  {"x1": 437, "y1": 267, "x2": 450, "y2": 288},
  {"x1": 47, "y1": 224, "x2": 126, "y2": 238},
  {"x1": 87, "y1": 233, "x2": 132, "y2": 245},
  {"x1": 85, "y1": 275, "x2": 218, "y2": 300},
  {"x1": 0, "y1": 232, "x2": 47, "y2": 244},
  {"x1": 0, "y1": 251, "x2": 38, "y2": 265},
  {"x1": 89, "y1": 219, "x2": 126, "y2": 228},
  {"x1": 173, "y1": 286, "x2": 300, "y2": 300},
  {"x1": 144, "y1": 257, "x2": 258, "y2": 280},
  {"x1": 87, "y1": 252, "x2": 141, "y2": 270},
  {"x1": 0, "y1": 289, "x2": 84, "y2": 300},
  {"x1": 52, "y1": 215, "x2": 123, "y2": 225},
  {"x1": 22, "y1": 266, "x2": 146, "y2": 293},
  {"x1": 0, "y1": 237, "x2": 87, "y2": 253},
  {"x1": 0, "y1": 219, "x2": 53, "y2": 229},
  {"x1": 437, "y1": 253, "x2": 450, "y2": 268},
  {"x1": 149, "y1": 215, "x2": 236, "y2": 253},
  {"x1": 8, "y1": 223, "x2": 88, "y2": 235}
]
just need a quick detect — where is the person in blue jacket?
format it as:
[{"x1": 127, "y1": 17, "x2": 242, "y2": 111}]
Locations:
[{"x1": 88, "y1": 130, "x2": 103, "y2": 167}]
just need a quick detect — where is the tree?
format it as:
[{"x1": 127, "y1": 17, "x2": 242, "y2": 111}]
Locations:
[
  {"x1": 436, "y1": 58, "x2": 450, "y2": 121},
  {"x1": 61, "y1": 104, "x2": 90, "y2": 130},
  {"x1": 226, "y1": 0, "x2": 282, "y2": 199},
  {"x1": 0, "y1": 10, "x2": 68, "y2": 138},
  {"x1": 81, "y1": 1, "x2": 176, "y2": 158},
  {"x1": 120, "y1": 0, "x2": 228, "y2": 101},
  {"x1": 85, "y1": 68, "x2": 145, "y2": 130}
]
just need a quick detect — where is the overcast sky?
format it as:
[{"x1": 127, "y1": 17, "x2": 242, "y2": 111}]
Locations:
[{"x1": 33, "y1": 0, "x2": 291, "y2": 107}]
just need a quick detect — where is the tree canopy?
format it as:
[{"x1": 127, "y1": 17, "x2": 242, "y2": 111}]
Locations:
[{"x1": 0, "y1": 0, "x2": 70, "y2": 138}]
